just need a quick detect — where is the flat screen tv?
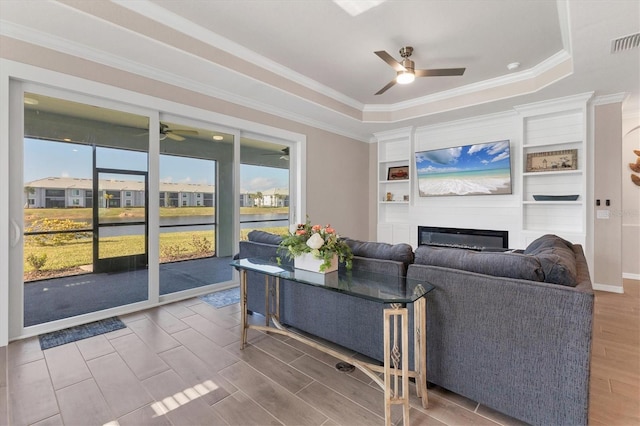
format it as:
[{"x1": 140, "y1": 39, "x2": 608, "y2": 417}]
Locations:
[{"x1": 415, "y1": 140, "x2": 512, "y2": 197}]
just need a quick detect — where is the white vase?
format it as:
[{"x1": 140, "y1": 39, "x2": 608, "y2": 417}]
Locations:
[{"x1": 294, "y1": 252, "x2": 338, "y2": 273}]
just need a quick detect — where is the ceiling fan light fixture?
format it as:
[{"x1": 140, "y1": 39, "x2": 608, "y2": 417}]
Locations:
[
  {"x1": 212, "y1": 135, "x2": 224, "y2": 140},
  {"x1": 396, "y1": 71, "x2": 415, "y2": 85}
]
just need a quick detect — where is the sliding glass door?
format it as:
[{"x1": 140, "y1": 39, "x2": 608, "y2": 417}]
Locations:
[
  {"x1": 19, "y1": 92, "x2": 151, "y2": 329},
  {"x1": 8, "y1": 81, "x2": 300, "y2": 340},
  {"x1": 158, "y1": 121, "x2": 234, "y2": 295}
]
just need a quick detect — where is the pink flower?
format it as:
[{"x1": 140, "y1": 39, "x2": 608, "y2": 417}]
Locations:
[
  {"x1": 326, "y1": 227, "x2": 335, "y2": 234},
  {"x1": 295, "y1": 230, "x2": 307, "y2": 236},
  {"x1": 312, "y1": 224, "x2": 321, "y2": 232}
]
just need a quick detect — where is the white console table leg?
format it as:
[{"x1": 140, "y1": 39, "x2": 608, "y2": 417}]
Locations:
[
  {"x1": 384, "y1": 303, "x2": 410, "y2": 426},
  {"x1": 414, "y1": 296, "x2": 428, "y2": 407}
]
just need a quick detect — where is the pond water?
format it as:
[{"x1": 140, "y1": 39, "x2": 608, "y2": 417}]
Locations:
[{"x1": 97, "y1": 213, "x2": 288, "y2": 236}]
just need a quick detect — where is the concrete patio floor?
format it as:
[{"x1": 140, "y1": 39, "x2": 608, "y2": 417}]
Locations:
[{"x1": 24, "y1": 256, "x2": 234, "y2": 326}]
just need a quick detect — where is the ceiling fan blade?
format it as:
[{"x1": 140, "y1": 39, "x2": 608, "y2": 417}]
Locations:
[
  {"x1": 415, "y1": 67, "x2": 466, "y2": 77},
  {"x1": 166, "y1": 133, "x2": 185, "y2": 141},
  {"x1": 172, "y1": 129, "x2": 199, "y2": 135},
  {"x1": 374, "y1": 51, "x2": 406, "y2": 72},
  {"x1": 375, "y1": 79, "x2": 397, "y2": 95}
]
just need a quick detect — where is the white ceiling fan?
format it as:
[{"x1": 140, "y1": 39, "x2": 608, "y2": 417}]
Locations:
[
  {"x1": 138, "y1": 122, "x2": 199, "y2": 141},
  {"x1": 262, "y1": 147, "x2": 290, "y2": 160}
]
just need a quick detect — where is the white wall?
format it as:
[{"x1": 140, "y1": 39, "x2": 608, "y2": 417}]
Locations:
[{"x1": 622, "y1": 110, "x2": 640, "y2": 279}]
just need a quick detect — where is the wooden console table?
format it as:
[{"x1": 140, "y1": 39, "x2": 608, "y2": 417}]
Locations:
[{"x1": 231, "y1": 258, "x2": 434, "y2": 426}]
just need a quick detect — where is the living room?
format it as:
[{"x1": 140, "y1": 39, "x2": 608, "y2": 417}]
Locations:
[{"x1": 0, "y1": 1, "x2": 638, "y2": 425}]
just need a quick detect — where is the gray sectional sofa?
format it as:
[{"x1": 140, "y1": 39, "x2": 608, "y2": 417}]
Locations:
[{"x1": 237, "y1": 231, "x2": 594, "y2": 426}]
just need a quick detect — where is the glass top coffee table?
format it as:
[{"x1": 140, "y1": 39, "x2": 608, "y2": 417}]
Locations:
[{"x1": 231, "y1": 257, "x2": 435, "y2": 426}]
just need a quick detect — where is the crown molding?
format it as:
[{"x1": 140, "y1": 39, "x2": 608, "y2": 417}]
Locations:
[
  {"x1": 513, "y1": 91, "x2": 594, "y2": 115},
  {"x1": 592, "y1": 92, "x2": 629, "y2": 106},
  {"x1": 0, "y1": 21, "x2": 372, "y2": 142},
  {"x1": 110, "y1": 0, "x2": 365, "y2": 111},
  {"x1": 60, "y1": 0, "x2": 579, "y2": 124}
]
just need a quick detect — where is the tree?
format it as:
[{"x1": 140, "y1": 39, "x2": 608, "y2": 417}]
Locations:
[
  {"x1": 104, "y1": 193, "x2": 114, "y2": 208},
  {"x1": 24, "y1": 186, "x2": 35, "y2": 208},
  {"x1": 255, "y1": 191, "x2": 263, "y2": 207}
]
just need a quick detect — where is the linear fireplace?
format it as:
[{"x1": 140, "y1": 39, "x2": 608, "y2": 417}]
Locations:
[{"x1": 418, "y1": 226, "x2": 508, "y2": 251}]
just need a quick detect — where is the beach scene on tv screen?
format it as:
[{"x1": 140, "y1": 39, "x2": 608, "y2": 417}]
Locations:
[{"x1": 415, "y1": 140, "x2": 512, "y2": 197}]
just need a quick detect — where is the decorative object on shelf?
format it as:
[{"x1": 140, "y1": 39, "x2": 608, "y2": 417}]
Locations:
[
  {"x1": 386, "y1": 192, "x2": 393, "y2": 201},
  {"x1": 278, "y1": 218, "x2": 353, "y2": 273},
  {"x1": 403, "y1": 195, "x2": 409, "y2": 201},
  {"x1": 387, "y1": 165, "x2": 409, "y2": 180},
  {"x1": 526, "y1": 149, "x2": 577, "y2": 172},
  {"x1": 630, "y1": 149, "x2": 640, "y2": 186},
  {"x1": 533, "y1": 194, "x2": 579, "y2": 201}
]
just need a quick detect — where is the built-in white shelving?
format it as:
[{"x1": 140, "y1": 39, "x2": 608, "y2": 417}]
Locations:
[
  {"x1": 515, "y1": 93, "x2": 593, "y2": 246},
  {"x1": 375, "y1": 128, "x2": 412, "y2": 244}
]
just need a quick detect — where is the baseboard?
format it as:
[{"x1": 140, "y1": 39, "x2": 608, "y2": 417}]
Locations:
[
  {"x1": 593, "y1": 283, "x2": 625, "y2": 293},
  {"x1": 623, "y1": 273, "x2": 640, "y2": 281}
]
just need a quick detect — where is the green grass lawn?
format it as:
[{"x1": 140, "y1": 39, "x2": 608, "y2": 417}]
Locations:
[{"x1": 24, "y1": 226, "x2": 289, "y2": 275}]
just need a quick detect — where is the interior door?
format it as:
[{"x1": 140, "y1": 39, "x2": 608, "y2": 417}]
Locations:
[{"x1": 94, "y1": 168, "x2": 148, "y2": 273}]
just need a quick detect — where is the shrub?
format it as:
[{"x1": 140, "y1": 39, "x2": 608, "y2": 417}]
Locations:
[
  {"x1": 160, "y1": 244, "x2": 185, "y2": 261},
  {"x1": 190, "y1": 234, "x2": 212, "y2": 255},
  {"x1": 26, "y1": 253, "x2": 47, "y2": 271}
]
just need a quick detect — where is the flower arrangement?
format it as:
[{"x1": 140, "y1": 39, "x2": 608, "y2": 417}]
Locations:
[{"x1": 278, "y1": 218, "x2": 353, "y2": 271}]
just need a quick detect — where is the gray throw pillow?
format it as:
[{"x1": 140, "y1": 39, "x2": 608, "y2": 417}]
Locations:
[
  {"x1": 523, "y1": 235, "x2": 577, "y2": 286},
  {"x1": 523, "y1": 234, "x2": 573, "y2": 254},
  {"x1": 247, "y1": 230, "x2": 283, "y2": 246},
  {"x1": 414, "y1": 245, "x2": 545, "y2": 282},
  {"x1": 344, "y1": 239, "x2": 414, "y2": 267}
]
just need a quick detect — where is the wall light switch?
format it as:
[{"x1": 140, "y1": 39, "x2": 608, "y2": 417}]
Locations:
[{"x1": 596, "y1": 210, "x2": 610, "y2": 219}]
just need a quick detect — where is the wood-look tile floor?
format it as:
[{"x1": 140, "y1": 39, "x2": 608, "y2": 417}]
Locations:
[{"x1": 2, "y1": 279, "x2": 638, "y2": 426}]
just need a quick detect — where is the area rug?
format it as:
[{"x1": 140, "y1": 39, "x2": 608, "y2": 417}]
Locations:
[
  {"x1": 199, "y1": 287, "x2": 240, "y2": 308},
  {"x1": 39, "y1": 317, "x2": 126, "y2": 350}
]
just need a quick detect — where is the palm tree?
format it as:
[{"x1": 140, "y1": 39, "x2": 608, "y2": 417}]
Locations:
[
  {"x1": 23, "y1": 186, "x2": 35, "y2": 208},
  {"x1": 255, "y1": 191, "x2": 263, "y2": 207},
  {"x1": 104, "y1": 193, "x2": 114, "y2": 208}
]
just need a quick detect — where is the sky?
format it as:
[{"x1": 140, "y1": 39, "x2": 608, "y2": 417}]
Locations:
[
  {"x1": 23, "y1": 138, "x2": 289, "y2": 193},
  {"x1": 415, "y1": 140, "x2": 511, "y2": 174}
]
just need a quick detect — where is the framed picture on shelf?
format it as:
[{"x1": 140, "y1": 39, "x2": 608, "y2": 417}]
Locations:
[
  {"x1": 526, "y1": 149, "x2": 577, "y2": 173},
  {"x1": 387, "y1": 166, "x2": 409, "y2": 180}
]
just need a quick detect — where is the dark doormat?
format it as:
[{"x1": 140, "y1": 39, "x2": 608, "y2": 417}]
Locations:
[
  {"x1": 39, "y1": 317, "x2": 126, "y2": 350},
  {"x1": 199, "y1": 287, "x2": 240, "y2": 308}
]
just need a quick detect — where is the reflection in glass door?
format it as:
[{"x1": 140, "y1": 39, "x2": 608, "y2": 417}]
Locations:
[
  {"x1": 94, "y1": 169, "x2": 148, "y2": 273},
  {"x1": 158, "y1": 122, "x2": 233, "y2": 295}
]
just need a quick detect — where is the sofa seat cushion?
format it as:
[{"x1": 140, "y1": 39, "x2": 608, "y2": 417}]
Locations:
[
  {"x1": 247, "y1": 230, "x2": 283, "y2": 246},
  {"x1": 414, "y1": 245, "x2": 545, "y2": 282},
  {"x1": 344, "y1": 239, "x2": 414, "y2": 268},
  {"x1": 524, "y1": 234, "x2": 578, "y2": 287}
]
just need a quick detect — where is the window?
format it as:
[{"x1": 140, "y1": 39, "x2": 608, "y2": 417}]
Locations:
[{"x1": 125, "y1": 191, "x2": 132, "y2": 197}]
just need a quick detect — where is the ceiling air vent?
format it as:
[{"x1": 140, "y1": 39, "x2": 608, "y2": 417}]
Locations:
[{"x1": 611, "y1": 32, "x2": 640, "y2": 53}]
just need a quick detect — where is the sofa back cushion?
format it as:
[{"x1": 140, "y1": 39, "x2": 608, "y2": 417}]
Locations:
[
  {"x1": 414, "y1": 245, "x2": 545, "y2": 282},
  {"x1": 344, "y1": 239, "x2": 414, "y2": 269},
  {"x1": 247, "y1": 230, "x2": 283, "y2": 246},
  {"x1": 524, "y1": 234, "x2": 578, "y2": 286}
]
